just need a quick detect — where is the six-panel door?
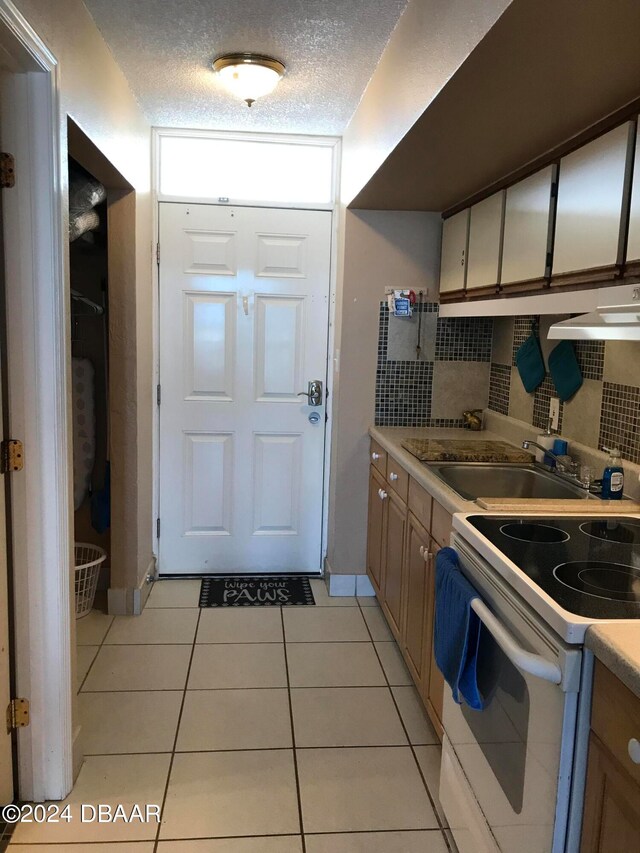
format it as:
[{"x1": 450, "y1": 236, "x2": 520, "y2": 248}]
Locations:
[{"x1": 158, "y1": 203, "x2": 332, "y2": 573}]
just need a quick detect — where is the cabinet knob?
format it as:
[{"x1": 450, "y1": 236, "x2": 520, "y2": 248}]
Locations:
[
  {"x1": 389, "y1": 472, "x2": 398, "y2": 481},
  {"x1": 371, "y1": 452, "x2": 381, "y2": 461},
  {"x1": 419, "y1": 545, "x2": 430, "y2": 561},
  {"x1": 378, "y1": 489, "x2": 387, "y2": 500},
  {"x1": 628, "y1": 738, "x2": 640, "y2": 765}
]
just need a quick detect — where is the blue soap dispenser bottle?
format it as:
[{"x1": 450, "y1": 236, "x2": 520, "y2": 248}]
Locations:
[{"x1": 601, "y1": 448, "x2": 624, "y2": 500}]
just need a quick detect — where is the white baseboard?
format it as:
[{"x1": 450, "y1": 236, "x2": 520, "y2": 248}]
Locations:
[
  {"x1": 355, "y1": 575, "x2": 376, "y2": 597},
  {"x1": 323, "y1": 560, "x2": 374, "y2": 597},
  {"x1": 108, "y1": 558, "x2": 156, "y2": 615}
]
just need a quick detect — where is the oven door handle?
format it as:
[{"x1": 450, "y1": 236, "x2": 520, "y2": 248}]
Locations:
[{"x1": 471, "y1": 598, "x2": 562, "y2": 685}]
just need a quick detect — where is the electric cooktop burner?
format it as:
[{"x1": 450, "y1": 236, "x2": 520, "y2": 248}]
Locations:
[
  {"x1": 579, "y1": 519, "x2": 640, "y2": 544},
  {"x1": 500, "y1": 522, "x2": 569, "y2": 544},
  {"x1": 554, "y1": 561, "x2": 640, "y2": 602},
  {"x1": 468, "y1": 516, "x2": 640, "y2": 619}
]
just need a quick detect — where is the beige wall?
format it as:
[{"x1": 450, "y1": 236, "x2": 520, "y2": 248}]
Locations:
[
  {"x1": 327, "y1": 209, "x2": 441, "y2": 574},
  {"x1": 13, "y1": 0, "x2": 154, "y2": 595},
  {"x1": 340, "y1": 0, "x2": 512, "y2": 204}
]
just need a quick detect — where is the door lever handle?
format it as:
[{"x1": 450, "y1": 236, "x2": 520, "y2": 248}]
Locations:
[{"x1": 297, "y1": 380, "x2": 323, "y2": 407}]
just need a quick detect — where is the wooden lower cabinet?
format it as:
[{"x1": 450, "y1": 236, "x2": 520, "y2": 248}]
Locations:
[
  {"x1": 402, "y1": 513, "x2": 430, "y2": 691},
  {"x1": 366, "y1": 442, "x2": 450, "y2": 736},
  {"x1": 423, "y1": 538, "x2": 444, "y2": 734},
  {"x1": 382, "y1": 489, "x2": 406, "y2": 638},
  {"x1": 581, "y1": 661, "x2": 640, "y2": 852},
  {"x1": 366, "y1": 466, "x2": 386, "y2": 595},
  {"x1": 581, "y1": 732, "x2": 640, "y2": 852}
]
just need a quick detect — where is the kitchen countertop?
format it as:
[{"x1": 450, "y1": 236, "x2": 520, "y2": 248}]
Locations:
[
  {"x1": 370, "y1": 425, "x2": 640, "y2": 516},
  {"x1": 371, "y1": 425, "x2": 640, "y2": 699},
  {"x1": 586, "y1": 625, "x2": 640, "y2": 699},
  {"x1": 369, "y1": 426, "x2": 486, "y2": 515}
]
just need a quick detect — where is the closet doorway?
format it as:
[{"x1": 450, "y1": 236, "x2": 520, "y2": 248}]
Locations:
[
  {"x1": 66, "y1": 119, "x2": 139, "y2": 616},
  {"x1": 68, "y1": 158, "x2": 111, "y2": 577}
]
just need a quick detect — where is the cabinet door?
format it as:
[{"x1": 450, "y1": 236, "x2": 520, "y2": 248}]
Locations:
[
  {"x1": 553, "y1": 122, "x2": 634, "y2": 278},
  {"x1": 366, "y1": 466, "x2": 387, "y2": 595},
  {"x1": 625, "y1": 118, "x2": 640, "y2": 267},
  {"x1": 501, "y1": 165, "x2": 556, "y2": 286},
  {"x1": 403, "y1": 513, "x2": 430, "y2": 689},
  {"x1": 424, "y1": 538, "x2": 444, "y2": 734},
  {"x1": 581, "y1": 732, "x2": 640, "y2": 853},
  {"x1": 439, "y1": 208, "x2": 468, "y2": 294},
  {"x1": 382, "y1": 489, "x2": 406, "y2": 638},
  {"x1": 466, "y1": 191, "x2": 505, "y2": 291}
]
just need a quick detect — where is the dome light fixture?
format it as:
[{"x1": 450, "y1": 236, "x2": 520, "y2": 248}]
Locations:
[{"x1": 212, "y1": 52, "x2": 285, "y2": 107}]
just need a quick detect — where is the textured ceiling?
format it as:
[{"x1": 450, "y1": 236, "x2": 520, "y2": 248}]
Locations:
[{"x1": 82, "y1": 0, "x2": 408, "y2": 134}]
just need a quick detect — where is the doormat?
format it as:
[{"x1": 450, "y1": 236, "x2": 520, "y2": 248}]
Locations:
[{"x1": 199, "y1": 576, "x2": 316, "y2": 607}]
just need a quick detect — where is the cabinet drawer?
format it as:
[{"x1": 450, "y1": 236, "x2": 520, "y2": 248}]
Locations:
[
  {"x1": 386, "y1": 456, "x2": 409, "y2": 503},
  {"x1": 369, "y1": 439, "x2": 387, "y2": 475},
  {"x1": 408, "y1": 478, "x2": 432, "y2": 527},
  {"x1": 591, "y1": 660, "x2": 640, "y2": 788},
  {"x1": 431, "y1": 500, "x2": 453, "y2": 549}
]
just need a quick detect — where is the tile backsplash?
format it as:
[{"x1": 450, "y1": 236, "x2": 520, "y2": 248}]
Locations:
[
  {"x1": 375, "y1": 303, "x2": 640, "y2": 464},
  {"x1": 488, "y1": 315, "x2": 640, "y2": 465},
  {"x1": 375, "y1": 302, "x2": 492, "y2": 427}
]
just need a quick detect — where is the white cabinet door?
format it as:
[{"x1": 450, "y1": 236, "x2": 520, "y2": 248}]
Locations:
[
  {"x1": 439, "y1": 209, "x2": 468, "y2": 294},
  {"x1": 158, "y1": 203, "x2": 332, "y2": 574},
  {"x1": 501, "y1": 165, "x2": 556, "y2": 285},
  {"x1": 553, "y1": 122, "x2": 634, "y2": 276},
  {"x1": 466, "y1": 191, "x2": 504, "y2": 291},
  {"x1": 625, "y1": 118, "x2": 640, "y2": 264}
]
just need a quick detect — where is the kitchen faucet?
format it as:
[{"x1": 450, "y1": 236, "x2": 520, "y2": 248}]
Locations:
[{"x1": 521, "y1": 440, "x2": 588, "y2": 489}]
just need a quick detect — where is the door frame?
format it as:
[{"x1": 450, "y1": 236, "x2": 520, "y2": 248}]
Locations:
[
  {"x1": 150, "y1": 129, "x2": 341, "y2": 574},
  {"x1": 0, "y1": 0, "x2": 73, "y2": 801}
]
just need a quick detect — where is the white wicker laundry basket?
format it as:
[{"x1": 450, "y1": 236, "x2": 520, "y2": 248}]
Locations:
[{"x1": 74, "y1": 542, "x2": 106, "y2": 619}]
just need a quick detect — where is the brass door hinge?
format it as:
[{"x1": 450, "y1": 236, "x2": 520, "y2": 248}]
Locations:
[
  {"x1": 1, "y1": 439, "x2": 23, "y2": 473},
  {"x1": 0, "y1": 152, "x2": 15, "y2": 188},
  {"x1": 6, "y1": 698, "x2": 29, "y2": 733}
]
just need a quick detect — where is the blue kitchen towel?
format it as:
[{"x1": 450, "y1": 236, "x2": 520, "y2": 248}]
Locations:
[
  {"x1": 515, "y1": 327, "x2": 545, "y2": 393},
  {"x1": 548, "y1": 340, "x2": 583, "y2": 402},
  {"x1": 434, "y1": 547, "x2": 484, "y2": 711}
]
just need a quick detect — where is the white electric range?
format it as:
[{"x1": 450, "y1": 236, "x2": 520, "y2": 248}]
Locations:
[{"x1": 439, "y1": 513, "x2": 640, "y2": 853}]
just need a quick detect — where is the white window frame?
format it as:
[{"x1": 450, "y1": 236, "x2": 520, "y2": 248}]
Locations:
[{"x1": 153, "y1": 127, "x2": 340, "y2": 211}]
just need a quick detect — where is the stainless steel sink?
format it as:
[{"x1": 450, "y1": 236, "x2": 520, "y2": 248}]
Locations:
[{"x1": 425, "y1": 462, "x2": 589, "y2": 501}]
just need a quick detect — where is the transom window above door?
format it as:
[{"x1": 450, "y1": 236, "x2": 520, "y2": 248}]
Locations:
[{"x1": 156, "y1": 131, "x2": 338, "y2": 207}]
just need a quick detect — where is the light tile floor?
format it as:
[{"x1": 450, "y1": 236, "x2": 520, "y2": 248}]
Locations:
[{"x1": 9, "y1": 578, "x2": 454, "y2": 851}]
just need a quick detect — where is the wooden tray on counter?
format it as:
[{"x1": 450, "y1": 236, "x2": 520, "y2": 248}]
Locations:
[{"x1": 402, "y1": 438, "x2": 534, "y2": 464}]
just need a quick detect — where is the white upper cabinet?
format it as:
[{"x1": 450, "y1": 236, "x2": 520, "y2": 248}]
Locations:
[
  {"x1": 466, "y1": 191, "x2": 504, "y2": 291},
  {"x1": 439, "y1": 208, "x2": 468, "y2": 294},
  {"x1": 501, "y1": 165, "x2": 556, "y2": 285},
  {"x1": 553, "y1": 122, "x2": 634, "y2": 277},
  {"x1": 625, "y1": 119, "x2": 640, "y2": 265}
]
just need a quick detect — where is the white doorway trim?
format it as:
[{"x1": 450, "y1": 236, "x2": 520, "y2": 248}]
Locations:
[
  {"x1": 0, "y1": 0, "x2": 73, "y2": 801},
  {"x1": 150, "y1": 128, "x2": 341, "y2": 573}
]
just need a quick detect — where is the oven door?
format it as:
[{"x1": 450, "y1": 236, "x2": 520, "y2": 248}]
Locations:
[{"x1": 440, "y1": 534, "x2": 582, "y2": 853}]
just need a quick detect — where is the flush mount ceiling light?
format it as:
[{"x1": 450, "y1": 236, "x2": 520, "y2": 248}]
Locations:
[{"x1": 212, "y1": 53, "x2": 285, "y2": 107}]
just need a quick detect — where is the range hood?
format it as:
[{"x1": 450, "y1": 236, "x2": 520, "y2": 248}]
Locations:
[{"x1": 548, "y1": 284, "x2": 640, "y2": 341}]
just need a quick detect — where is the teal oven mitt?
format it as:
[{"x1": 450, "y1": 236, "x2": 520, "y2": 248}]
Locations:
[
  {"x1": 548, "y1": 340, "x2": 583, "y2": 401},
  {"x1": 515, "y1": 324, "x2": 545, "y2": 393}
]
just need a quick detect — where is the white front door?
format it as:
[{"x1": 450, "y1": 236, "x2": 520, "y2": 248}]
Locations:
[{"x1": 158, "y1": 203, "x2": 332, "y2": 574}]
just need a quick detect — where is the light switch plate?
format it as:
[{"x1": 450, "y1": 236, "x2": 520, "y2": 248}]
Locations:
[{"x1": 549, "y1": 396, "x2": 560, "y2": 430}]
